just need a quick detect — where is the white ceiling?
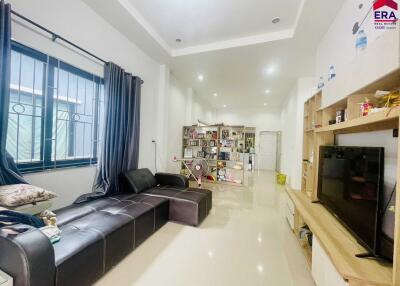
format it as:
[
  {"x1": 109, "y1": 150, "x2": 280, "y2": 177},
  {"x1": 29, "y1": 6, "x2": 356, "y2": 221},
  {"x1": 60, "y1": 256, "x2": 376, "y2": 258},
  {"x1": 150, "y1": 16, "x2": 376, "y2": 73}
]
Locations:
[
  {"x1": 83, "y1": 0, "x2": 345, "y2": 109},
  {"x1": 128, "y1": 0, "x2": 302, "y2": 50}
]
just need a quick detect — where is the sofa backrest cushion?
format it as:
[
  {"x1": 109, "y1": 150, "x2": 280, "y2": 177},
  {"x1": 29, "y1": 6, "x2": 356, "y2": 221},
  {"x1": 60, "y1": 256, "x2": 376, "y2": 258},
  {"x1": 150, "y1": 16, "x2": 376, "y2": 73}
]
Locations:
[{"x1": 122, "y1": 168, "x2": 158, "y2": 194}]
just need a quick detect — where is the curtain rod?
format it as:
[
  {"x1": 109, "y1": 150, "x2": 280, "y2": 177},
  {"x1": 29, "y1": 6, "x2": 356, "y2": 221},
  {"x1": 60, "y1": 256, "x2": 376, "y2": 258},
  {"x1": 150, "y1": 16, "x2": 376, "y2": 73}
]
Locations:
[{"x1": 11, "y1": 9, "x2": 144, "y2": 84}]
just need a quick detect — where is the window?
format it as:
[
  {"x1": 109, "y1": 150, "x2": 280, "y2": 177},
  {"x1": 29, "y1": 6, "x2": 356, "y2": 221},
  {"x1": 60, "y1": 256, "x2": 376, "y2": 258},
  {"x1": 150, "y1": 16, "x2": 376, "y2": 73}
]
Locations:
[{"x1": 7, "y1": 42, "x2": 104, "y2": 172}]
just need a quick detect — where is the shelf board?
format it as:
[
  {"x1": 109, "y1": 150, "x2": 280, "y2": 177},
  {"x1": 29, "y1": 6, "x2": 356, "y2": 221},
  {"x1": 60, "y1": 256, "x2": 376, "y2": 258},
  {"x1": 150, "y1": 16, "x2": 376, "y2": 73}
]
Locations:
[
  {"x1": 184, "y1": 138, "x2": 219, "y2": 141},
  {"x1": 287, "y1": 189, "x2": 392, "y2": 286},
  {"x1": 316, "y1": 108, "x2": 400, "y2": 134}
]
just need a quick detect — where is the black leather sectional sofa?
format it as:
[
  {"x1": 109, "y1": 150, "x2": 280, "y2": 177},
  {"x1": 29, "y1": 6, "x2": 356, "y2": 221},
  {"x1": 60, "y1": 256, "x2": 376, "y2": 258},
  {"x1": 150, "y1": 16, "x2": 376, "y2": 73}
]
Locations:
[{"x1": 0, "y1": 169, "x2": 212, "y2": 286}]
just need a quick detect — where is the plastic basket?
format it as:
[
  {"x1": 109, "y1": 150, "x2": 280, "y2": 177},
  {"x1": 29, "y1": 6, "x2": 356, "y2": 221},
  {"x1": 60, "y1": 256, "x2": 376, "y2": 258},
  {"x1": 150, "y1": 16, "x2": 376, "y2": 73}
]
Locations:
[{"x1": 276, "y1": 173, "x2": 287, "y2": 185}]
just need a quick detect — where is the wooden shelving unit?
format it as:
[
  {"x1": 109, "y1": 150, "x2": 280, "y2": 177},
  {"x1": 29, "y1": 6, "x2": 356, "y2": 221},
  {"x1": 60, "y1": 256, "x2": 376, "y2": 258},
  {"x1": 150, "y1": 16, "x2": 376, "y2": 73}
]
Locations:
[
  {"x1": 298, "y1": 68, "x2": 400, "y2": 285},
  {"x1": 288, "y1": 189, "x2": 392, "y2": 286},
  {"x1": 182, "y1": 125, "x2": 248, "y2": 185},
  {"x1": 301, "y1": 91, "x2": 322, "y2": 199}
]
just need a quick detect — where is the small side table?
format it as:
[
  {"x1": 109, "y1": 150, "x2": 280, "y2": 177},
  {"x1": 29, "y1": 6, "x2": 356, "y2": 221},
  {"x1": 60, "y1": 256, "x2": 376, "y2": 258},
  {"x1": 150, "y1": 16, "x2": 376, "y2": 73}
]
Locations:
[{"x1": 0, "y1": 269, "x2": 12, "y2": 286}]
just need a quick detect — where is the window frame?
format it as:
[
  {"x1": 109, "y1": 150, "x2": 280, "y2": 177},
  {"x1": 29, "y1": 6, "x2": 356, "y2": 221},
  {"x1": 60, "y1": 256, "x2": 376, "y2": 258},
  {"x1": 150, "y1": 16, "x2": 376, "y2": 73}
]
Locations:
[{"x1": 9, "y1": 41, "x2": 104, "y2": 173}]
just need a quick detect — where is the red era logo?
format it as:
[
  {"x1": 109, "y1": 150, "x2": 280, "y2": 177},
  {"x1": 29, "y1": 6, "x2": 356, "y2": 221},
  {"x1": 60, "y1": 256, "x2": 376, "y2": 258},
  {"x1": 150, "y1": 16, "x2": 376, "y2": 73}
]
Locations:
[{"x1": 374, "y1": 0, "x2": 398, "y2": 10}]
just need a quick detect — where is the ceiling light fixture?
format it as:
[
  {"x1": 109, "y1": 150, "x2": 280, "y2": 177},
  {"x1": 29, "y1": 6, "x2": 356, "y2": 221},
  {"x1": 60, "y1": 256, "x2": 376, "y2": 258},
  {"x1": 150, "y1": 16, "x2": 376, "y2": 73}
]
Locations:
[
  {"x1": 223, "y1": 104, "x2": 227, "y2": 108},
  {"x1": 266, "y1": 66, "x2": 276, "y2": 75},
  {"x1": 264, "y1": 103, "x2": 268, "y2": 106},
  {"x1": 265, "y1": 89, "x2": 271, "y2": 94},
  {"x1": 198, "y1": 74, "x2": 204, "y2": 81},
  {"x1": 257, "y1": 264, "x2": 264, "y2": 273},
  {"x1": 272, "y1": 17, "x2": 281, "y2": 24},
  {"x1": 213, "y1": 93, "x2": 218, "y2": 97}
]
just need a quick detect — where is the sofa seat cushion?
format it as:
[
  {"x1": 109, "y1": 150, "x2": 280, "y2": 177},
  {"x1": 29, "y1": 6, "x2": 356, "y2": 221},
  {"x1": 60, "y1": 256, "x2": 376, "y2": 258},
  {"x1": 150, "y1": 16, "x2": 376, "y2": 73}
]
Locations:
[
  {"x1": 142, "y1": 187, "x2": 210, "y2": 226},
  {"x1": 66, "y1": 211, "x2": 134, "y2": 271},
  {"x1": 108, "y1": 202, "x2": 154, "y2": 246},
  {"x1": 121, "y1": 194, "x2": 170, "y2": 231},
  {"x1": 55, "y1": 197, "x2": 122, "y2": 226},
  {"x1": 54, "y1": 225, "x2": 104, "y2": 286},
  {"x1": 186, "y1": 188, "x2": 212, "y2": 213}
]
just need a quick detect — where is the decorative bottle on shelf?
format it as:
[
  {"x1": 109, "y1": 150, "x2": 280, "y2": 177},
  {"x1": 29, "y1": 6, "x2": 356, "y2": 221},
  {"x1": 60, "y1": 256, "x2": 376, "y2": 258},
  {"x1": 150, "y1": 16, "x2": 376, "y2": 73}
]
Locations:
[
  {"x1": 355, "y1": 29, "x2": 367, "y2": 53},
  {"x1": 328, "y1": 65, "x2": 336, "y2": 81},
  {"x1": 317, "y1": 76, "x2": 324, "y2": 90}
]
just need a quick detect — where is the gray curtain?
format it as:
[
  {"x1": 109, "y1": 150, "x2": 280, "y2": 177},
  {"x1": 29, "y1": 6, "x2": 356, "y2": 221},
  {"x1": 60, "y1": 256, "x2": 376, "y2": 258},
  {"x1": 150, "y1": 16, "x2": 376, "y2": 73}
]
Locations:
[
  {"x1": 0, "y1": 0, "x2": 26, "y2": 186},
  {"x1": 75, "y1": 62, "x2": 141, "y2": 203}
]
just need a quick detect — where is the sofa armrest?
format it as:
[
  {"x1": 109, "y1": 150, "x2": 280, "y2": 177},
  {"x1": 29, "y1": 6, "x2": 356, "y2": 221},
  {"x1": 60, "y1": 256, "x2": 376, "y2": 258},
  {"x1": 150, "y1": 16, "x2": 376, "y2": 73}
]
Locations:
[
  {"x1": 155, "y1": 173, "x2": 189, "y2": 188},
  {"x1": 0, "y1": 225, "x2": 55, "y2": 286}
]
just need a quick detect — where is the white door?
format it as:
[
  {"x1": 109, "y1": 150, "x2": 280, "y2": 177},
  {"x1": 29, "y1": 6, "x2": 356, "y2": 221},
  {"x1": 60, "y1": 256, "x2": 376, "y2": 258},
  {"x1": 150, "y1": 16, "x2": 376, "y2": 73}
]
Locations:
[{"x1": 258, "y1": 131, "x2": 277, "y2": 171}]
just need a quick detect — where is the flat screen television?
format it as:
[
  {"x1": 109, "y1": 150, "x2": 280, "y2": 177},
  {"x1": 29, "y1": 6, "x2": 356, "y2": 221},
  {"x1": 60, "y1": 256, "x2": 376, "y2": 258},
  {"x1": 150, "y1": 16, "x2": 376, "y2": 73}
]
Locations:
[{"x1": 317, "y1": 146, "x2": 392, "y2": 260}]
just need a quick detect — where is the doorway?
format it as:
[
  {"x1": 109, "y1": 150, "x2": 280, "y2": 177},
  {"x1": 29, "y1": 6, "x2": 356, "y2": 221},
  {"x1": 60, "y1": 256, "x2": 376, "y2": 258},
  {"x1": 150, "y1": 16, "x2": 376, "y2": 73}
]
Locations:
[{"x1": 258, "y1": 131, "x2": 279, "y2": 171}]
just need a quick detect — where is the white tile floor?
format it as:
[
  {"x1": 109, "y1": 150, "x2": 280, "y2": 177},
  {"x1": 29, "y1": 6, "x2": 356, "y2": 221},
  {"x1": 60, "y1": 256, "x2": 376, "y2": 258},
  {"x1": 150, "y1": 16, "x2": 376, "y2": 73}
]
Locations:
[{"x1": 95, "y1": 171, "x2": 315, "y2": 286}]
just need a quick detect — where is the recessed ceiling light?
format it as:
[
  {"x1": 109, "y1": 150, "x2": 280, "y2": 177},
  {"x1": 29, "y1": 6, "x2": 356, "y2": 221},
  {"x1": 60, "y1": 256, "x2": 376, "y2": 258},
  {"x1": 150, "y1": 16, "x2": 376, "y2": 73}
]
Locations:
[
  {"x1": 265, "y1": 89, "x2": 271, "y2": 94},
  {"x1": 257, "y1": 264, "x2": 264, "y2": 273},
  {"x1": 223, "y1": 104, "x2": 227, "y2": 108},
  {"x1": 263, "y1": 103, "x2": 268, "y2": 106},
  {"x1": 266, "y1": 66, "x2": 276, "y2": 75},
  {"x1": 213, "y1": 93, "x2": 218, "y2": 97},
  {"x1": 272, "y1": 17, "x2": 280, "y2": 24},
  {"x1": 176, "y1": 38, "x2": 182, "y2": 43},
  {"x1": 198, "y1": 74, "x2": 204, "y2": 81}
]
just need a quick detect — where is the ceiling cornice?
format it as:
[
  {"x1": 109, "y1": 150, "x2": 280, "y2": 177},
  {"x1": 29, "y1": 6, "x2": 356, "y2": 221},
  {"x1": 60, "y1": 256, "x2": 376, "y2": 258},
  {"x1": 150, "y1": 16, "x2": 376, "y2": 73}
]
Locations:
[
  {"x1": 118, "y1": 0, "x2": 171, "y2": 53},
  {"x1": 171, "y1": 29, "x2": 295, "y2": 57},
  {"x1": 118, "y1": 0, "x2": 306, "y2": 57}
]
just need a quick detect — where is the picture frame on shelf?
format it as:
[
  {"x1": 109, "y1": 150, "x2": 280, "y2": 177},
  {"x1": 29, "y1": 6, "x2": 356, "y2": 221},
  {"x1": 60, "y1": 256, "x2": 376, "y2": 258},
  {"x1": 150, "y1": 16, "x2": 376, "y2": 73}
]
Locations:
[
  {"x1": 184, "y1": 148, "x2": 193, "y2": 158},
  {"x1": 221, "y1": 129, "x2": 229, "y2": 139}
]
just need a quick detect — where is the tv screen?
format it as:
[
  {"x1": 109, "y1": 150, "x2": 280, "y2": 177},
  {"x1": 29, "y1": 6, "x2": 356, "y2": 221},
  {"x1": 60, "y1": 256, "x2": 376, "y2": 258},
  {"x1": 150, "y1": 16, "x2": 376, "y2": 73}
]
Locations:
[{"x1": 318, "y1": 146, "x2": 385, "y2": 257}]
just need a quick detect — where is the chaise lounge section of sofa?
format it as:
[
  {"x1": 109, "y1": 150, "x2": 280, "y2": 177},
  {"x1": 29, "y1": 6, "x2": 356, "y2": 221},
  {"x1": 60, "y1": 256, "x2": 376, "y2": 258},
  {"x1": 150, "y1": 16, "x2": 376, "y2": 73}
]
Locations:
[{"x1": 0, "y1": 169, "x2": 212, "y2": 286}]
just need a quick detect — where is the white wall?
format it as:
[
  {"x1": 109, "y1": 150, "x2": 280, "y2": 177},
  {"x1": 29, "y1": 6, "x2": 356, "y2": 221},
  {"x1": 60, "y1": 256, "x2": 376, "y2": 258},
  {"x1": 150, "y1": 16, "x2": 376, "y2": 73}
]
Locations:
[
  {"x1": 280, "y1": 78, "x2": 314, "y2": 190},
  {"x1": 193, "y1": 95, "x2": 216, "y2": 124},
  {"x1": 24, "y1": 167, "x2": 97, "y2": 210},
  {"x1": 280, "y1": 86, "x2": 298, "y2": 182},
  {"x1": 166, "y1": 74, "x2": 188, "y2": 173},
  {"x1": 7, "y1": 0, "x2": 164, "y2": 208},
  {"x1": 315, "y1": 0, "x2": 397, "y2": 190},
  {"x1": 315, "y1": 0, "x2": 385, "y2": 81},
  {"x1": 215, "y1": 107, "x2": 282, "y2": 161},
  {"x1": 165, "y1": 75, "x2": 216, "y2": 173}
]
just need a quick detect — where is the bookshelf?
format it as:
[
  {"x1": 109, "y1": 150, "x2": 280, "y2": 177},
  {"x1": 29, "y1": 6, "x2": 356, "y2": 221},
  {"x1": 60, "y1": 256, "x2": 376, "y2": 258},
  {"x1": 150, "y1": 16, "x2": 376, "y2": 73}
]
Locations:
[{"x1": 182, "y1": 125, "x2": 248, "y2": 185}]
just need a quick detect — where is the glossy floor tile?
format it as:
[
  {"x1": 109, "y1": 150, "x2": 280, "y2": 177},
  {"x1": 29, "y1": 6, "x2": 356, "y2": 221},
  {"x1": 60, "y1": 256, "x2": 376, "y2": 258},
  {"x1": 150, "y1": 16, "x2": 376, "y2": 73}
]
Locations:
[{"x1": 95, "y1": 171, "x2": 315, "y2": 286}]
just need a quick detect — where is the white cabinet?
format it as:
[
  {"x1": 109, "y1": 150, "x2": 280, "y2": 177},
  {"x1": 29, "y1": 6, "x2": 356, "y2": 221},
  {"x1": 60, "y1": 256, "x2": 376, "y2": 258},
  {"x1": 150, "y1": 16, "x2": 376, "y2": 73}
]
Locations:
[
  {"x1": 312, "y1": 236, "x2": 348, "y2": 286},
  {"x1": 284, "y1": 192, "x2": 295, "y2": 230}
]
